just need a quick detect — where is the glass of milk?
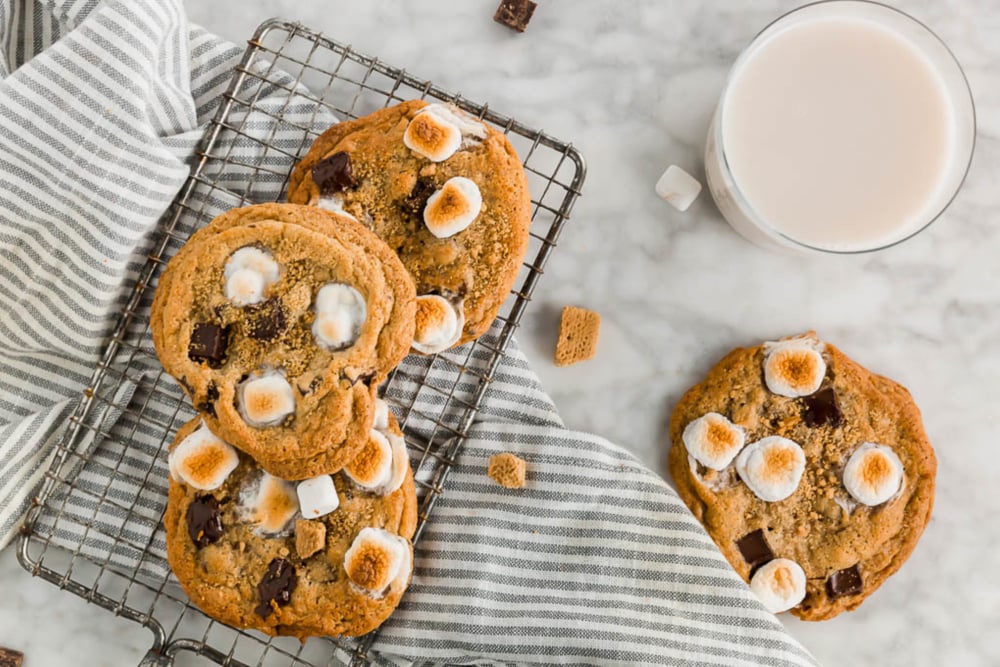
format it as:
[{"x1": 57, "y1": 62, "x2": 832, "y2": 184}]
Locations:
[{"x1": 704, "y1": 1, "x2": 975, "y2": 254}]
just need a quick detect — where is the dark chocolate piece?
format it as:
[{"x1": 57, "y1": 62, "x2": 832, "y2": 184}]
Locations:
[
  {"x1": 493, "y1": 0, "x2": 537, "y2": 32},
  {"x1": 736, "y1": 529, "x2": 775, "y2": 568},
  {"x1": 255, "y1": 558, "x2": 298, "y2": 618},
  {"x1": 186, "y1": 495, "x2": 224, "y2": 548},
  {"x1": 401, "y1": 178, "x2": 437, "y2": 217},
  {"x1": 188, "y1": 323, "x2": 228, "y2": 365},
  {"x1": 196, "y1": 383, "x2": 219, "y2": 417},
  {"x1": 245, "y1": 297, "x2": 287, "y2": 341},
  {"x1": 341, "y1": 368, "x2": 377, "y2": 387},
  {"x1": 312, "y1": 151, "x2": 355, "y2": 195},
  {"x1": 827, "y1": 565, "x2": 863, "y2": 598},
  {"x1": 0, "y1": 648, "x2": 24, "y2": 667},
  {"x1": 801, "y1": 386, "x2": 842, "y2": 428}
]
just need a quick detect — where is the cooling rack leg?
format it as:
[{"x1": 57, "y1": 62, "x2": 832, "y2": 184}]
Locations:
[{"x1": 137, "y1": 649, "x2": 173, "y2": 667}]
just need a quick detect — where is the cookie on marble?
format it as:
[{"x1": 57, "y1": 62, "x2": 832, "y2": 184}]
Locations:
[
  {"x1": 287, "y1": 100, "x2": 532, "y2": 353},
  {"x1": 151, "y1": 203, "x2": 416, "y2": 480},
  {"x1": 667, "y1": 332, "x2": 936, "y2": 621},
  {"x1": 164, "y1": 406, "x2": 417, "y2": 639}
]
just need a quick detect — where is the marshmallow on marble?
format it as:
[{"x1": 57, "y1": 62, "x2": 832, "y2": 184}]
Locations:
[
  {"x1": 750, "y1": 558, "x2": 807, "y2": 614},
  {"x1": 843, "y1": 442, "x2": 904, "y2": 506},
  {"x1": 344, "y1": 429, "x2": 394, "y2": 490},
  {"x1": 240, "y1": 472, "x2": 299, "y2": 536},
  {"x1": 682, "y1": 412, "x2": 746, "y2": 471},
  {"x1": 296, "y1": 475, "x2": 340, "y2": 519},
  {"x1": 344, "y1": 527, "x2": 411, "y2": 596},
  {"x1": 224, "y1": 247, "x2": 280, "y2": 306},
  {"x1": 423, "y1": 177, "x2": 482, "y2": 239},
  {"x1": 411, "y1": 294, "x2": 464, "y2": 354},
  {"x1": 763, "y1": 336, "x2": 827, "y2": 398},
  {"x1": 403, "y1": 104, "x2": 487, "y2": 162},
  {"x1": 312, "y1": 282, "x2": 367, "y2": 351},
  {"x1": 373, "y1": 398, "x2": 391, "y2": 431},
  {"x1": 168, "y1": 422, "x2": 239, "y2": 491},
  {"x1": 237, "y1": 371, "x2": 296, "y2": 427},
  {"x1": 736, "y1": 436, "x2": 806, "y2": 502},
  {"x1": 655, "y1": 165, "x2": 702, "y2": 212}
]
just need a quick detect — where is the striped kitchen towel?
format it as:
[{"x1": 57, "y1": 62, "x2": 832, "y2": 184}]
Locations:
[{"x1": 0, "y1": 0, "x2": 817, "y2": 665}]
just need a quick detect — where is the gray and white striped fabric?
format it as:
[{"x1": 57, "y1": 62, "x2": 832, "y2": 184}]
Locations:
[{"x1": 0, "y1": 1, "x2": 818, "y2": 664}]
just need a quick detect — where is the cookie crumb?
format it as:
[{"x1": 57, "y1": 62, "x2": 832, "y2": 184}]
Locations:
[
  {"x1": 295, "y1": 519, "x2": 327, "y2": 559},
  {"x1": 0, "y1": 647, "x2": 24, "y2": 667},
  {"x1": 488, "y1": 452, "x2": 527, "y2": 488},
  {"x1": 555, "y1": 306, "x2": 601, "y2": 366}
]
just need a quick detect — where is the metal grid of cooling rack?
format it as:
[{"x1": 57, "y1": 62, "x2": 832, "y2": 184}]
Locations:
[{"x1": 17, "y1": 17, "x2": 585, "y2": 667}]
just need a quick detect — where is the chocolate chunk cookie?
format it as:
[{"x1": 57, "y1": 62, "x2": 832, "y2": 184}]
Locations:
[
  {"x1": 151, "y1": 203, "x2": 416, "y2": 480},
  {"x1": 164, "y1": 408, "x2": 417, "y2": 638},
  {"x1": 667, "y1": 332, "x2": 936, "y2": 620},
  {"x1": 287, "y1": 100, "x2": 532, "y2": 353}
]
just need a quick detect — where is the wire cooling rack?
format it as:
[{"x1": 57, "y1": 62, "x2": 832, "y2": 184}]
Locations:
[{"x1": 16, "y1": 17, "x2": 584, "y2": 667}]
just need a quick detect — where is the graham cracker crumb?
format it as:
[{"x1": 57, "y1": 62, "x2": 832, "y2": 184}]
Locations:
[
  {"x1": 555, "y1": 306, "x2": 600, "y2": 367},
  {"x1": 295, "y1": 519, "x2": 327, "y2": 560},
  {"x1": 488, "y1": 452, "x2": 527, "y2": 489}
]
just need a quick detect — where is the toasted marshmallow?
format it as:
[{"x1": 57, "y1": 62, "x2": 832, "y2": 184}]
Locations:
[
  {"x1": 315, "y1": 195, "x2": 359, "y2": 222},
  {"x1": 682, "y1": 413, "x2": 746, "y2": 471},
  {"x1": 373, "y1": 398, "x2": 391, "y2": 431},
  {"x1": 763, "y1": 337, "x2": 826, "y2": 398},
  {"x1": 312, "y1": 282, "x2": 366, "y2": 350},
  {"x1": 240, "y1": 472, "x2": 298, "y2": 535},
  {"x1": 423, "y1": 177, "x2": 482, "y2": 239},
  {"x1": 344, "y1": 527, "x2": 410, "y2": 595},
  {"x1": 168, "y1": 422, "x2": 239, "y2": 491},
  {"x1": 237, "y1": 371, "x2": 296, "y2": 427},
  {"x1": 411, "y1": 294, "x2": 464, "y2": 354},
  {"x1": 736, "y1": 436, "x2": 806, "y2": 502},
  {"x1": 403, "y1": 104, "x2": 487, "y2": 162},
  {"x1": 843, "y1": 443, "x2": 904, "y2": 506},
  {"x1": 381, "y1": 430, "x2": 409, "y2": 495},
  {"x1": 344, "y1": 429, "x2": 394, "y2": 490},
  {"x1": 224, "y1": 247, "x2": 280, "y2": 306},
  {"x1": 296, "y1": 474, "x2": 340, "y2": 519},
  {"x1": 750, "y1": 558, "x2": 807, "y2": 614}
]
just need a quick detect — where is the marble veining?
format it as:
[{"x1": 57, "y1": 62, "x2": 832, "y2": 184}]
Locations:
[{"x1": 2, "y1": 1, "x2": 999, "y2": 665}]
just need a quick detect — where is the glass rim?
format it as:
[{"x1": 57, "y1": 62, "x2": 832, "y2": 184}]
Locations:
[{"x1": 714, "y1": 0, "x2": 977, "y2": 255}]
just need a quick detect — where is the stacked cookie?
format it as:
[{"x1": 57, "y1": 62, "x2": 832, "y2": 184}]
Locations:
[{"x1": 151, "y1": 101, "x2": 532, "y2": 638}]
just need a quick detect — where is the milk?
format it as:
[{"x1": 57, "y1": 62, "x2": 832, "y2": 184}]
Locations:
[{"x1": 708, "y1": 7, "x2": 969, "y2": 253}]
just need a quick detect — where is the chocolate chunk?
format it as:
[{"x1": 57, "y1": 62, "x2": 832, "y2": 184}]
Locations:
[
  {"x1": 493, "y1": 0, "x2": 537, "y2": 32},
  {"x1": 255, "y1": 558, "x2": 298, "y2": 618},
  {"x1": 0, "y1": 647, "x2": 24, "y2": 667},
  {"x1": 736, "y1": 529, "x2": 775, "y2": 568},
  {"x1": 188, "y1": 323, "x2": 228, "y2": 365},
  {"x1": 341, "y1": 368, "x2": 377, "y2": 387},
  {"x1": 245, "y1": 297, "x2": 287, "y2": 341},
  {"x1": 186, "y1": 495, "x2": 224, "y2": 548},
  {"x1": 827, "y1": 565, "x2": 863, "y2": 598},
  {"x1": 402, "y1": 178, "x2": 437, "y2": 217},
  {"x1": 801, "y1": 386, "x2": 842, "y2": 428},
  {"x1": 196, "y1": 382, "x2": 219, "y2": 417},
  {"x1": 312, "y1": 151, "x2": 355, "y2": 195}
]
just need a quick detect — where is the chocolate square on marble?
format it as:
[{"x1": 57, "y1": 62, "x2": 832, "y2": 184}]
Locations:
[
  {"x1": 827, "y1": 565, "x2": 863, "y2": 598},
  {"x1": 493, "y1": 0, "x2": 537, "y2": 32}
]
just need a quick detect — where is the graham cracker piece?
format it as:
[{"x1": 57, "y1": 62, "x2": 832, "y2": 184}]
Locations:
[
  {"x1": 295, "y1": 519, "x2": 327, "y2": 560},
  {"x1": 554, "y1": 306, "x2": 601, "y2": 367},
  {"x1": 488, "y1": 452, "x2": 527, "y2": 489}
]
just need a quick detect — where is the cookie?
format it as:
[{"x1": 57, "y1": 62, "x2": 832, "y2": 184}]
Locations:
[
  {"x1": 164, "y1": 405, "x2": 417, "y2": 639},
  {"x1": 287, "y1": 100, "x2": 532, "y2": 352},
  {"x1": 667, "y1": 332, "x2": 936, "y2": 621},
  {"x1": 554, "y1": 305, "x2": 600, "y2": 367},
  {"x1": 488, "y1": 452, "x2": 527, "y2": 488},
  {"x1": 151, "y1": 203, "x2": 416, "y2": 480}
]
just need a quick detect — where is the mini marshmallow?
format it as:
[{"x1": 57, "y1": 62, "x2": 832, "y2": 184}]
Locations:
[
  {"x1": 315, "y1": 195, "x2": 359, "y2": 222},
  {"x1": 404, "y1": 109, "x2": 462, "y2": 162},
  {"x1": 344, "y1": 527, "x2": 410, "y2": 595},
  {"x1": 424, "y1": 104, "x2": 488, "y2": 141},
  {"x1": 381, "y1": 431, "x2": 409, "y2": 495},
  {"x1": 750, "y1": 558, "x2": 807, "y2": 614},
  {"x1": 373, "y1": 398, "x2": 391, "y2": 431},
  {"x1": 411, "y1": 294, "x2": 464, "y2": 354},
  {"x1": 344, "y1": 429, "x2": 394, "y2": 490},
  {"x1": 655, "y1": 165, "x2": 702, "y2": 212},
  {"x1": 237, "y1": 371, "x2": 296, "y2": 427},
  {"x1": 312, "y1": 283, "x2": 366, "y2": 351},
  {"x1": 224, "y1": 247, "x2": 280, "y2": 306},
  {"x1": 763, "y1": 337, "x2": 827, "y2": 398},
  {"x1": 682, "y1": 413, "x2": 746, "y2": 470},
  {"x1": 423, "y1": 177, "x2": 482, "y2": 239},
  {"x1": 296, "y1": 475, "x2": 340, "y2": 519},
  {"x1": 168, "y1": 422, "x2": 239, "y2": 491},
  {"x1": 241, "y1": 472, "x2": 298, "y2": 535},
  {"x1": 843, "y1": 442, "x2": 904, "y2": 506},
  {"x1": 736, "y1": 436, "x2": 806, "y2": 502}
]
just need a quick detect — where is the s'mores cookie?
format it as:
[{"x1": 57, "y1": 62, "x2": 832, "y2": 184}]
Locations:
[
  {"x1": 668, "y1": 332, "x2": 936, "y2": 620},
  {"x1": 287, "y1": 100, "x2": 532, "y2": 352},
  {"x1": 151, "y1": 203, "x2": 416, "y2": 480}
]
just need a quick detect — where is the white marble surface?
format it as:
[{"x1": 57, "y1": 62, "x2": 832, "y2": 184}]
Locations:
[{"x1": 3, "y1": 0, "x2": 999, "y2": 665}]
